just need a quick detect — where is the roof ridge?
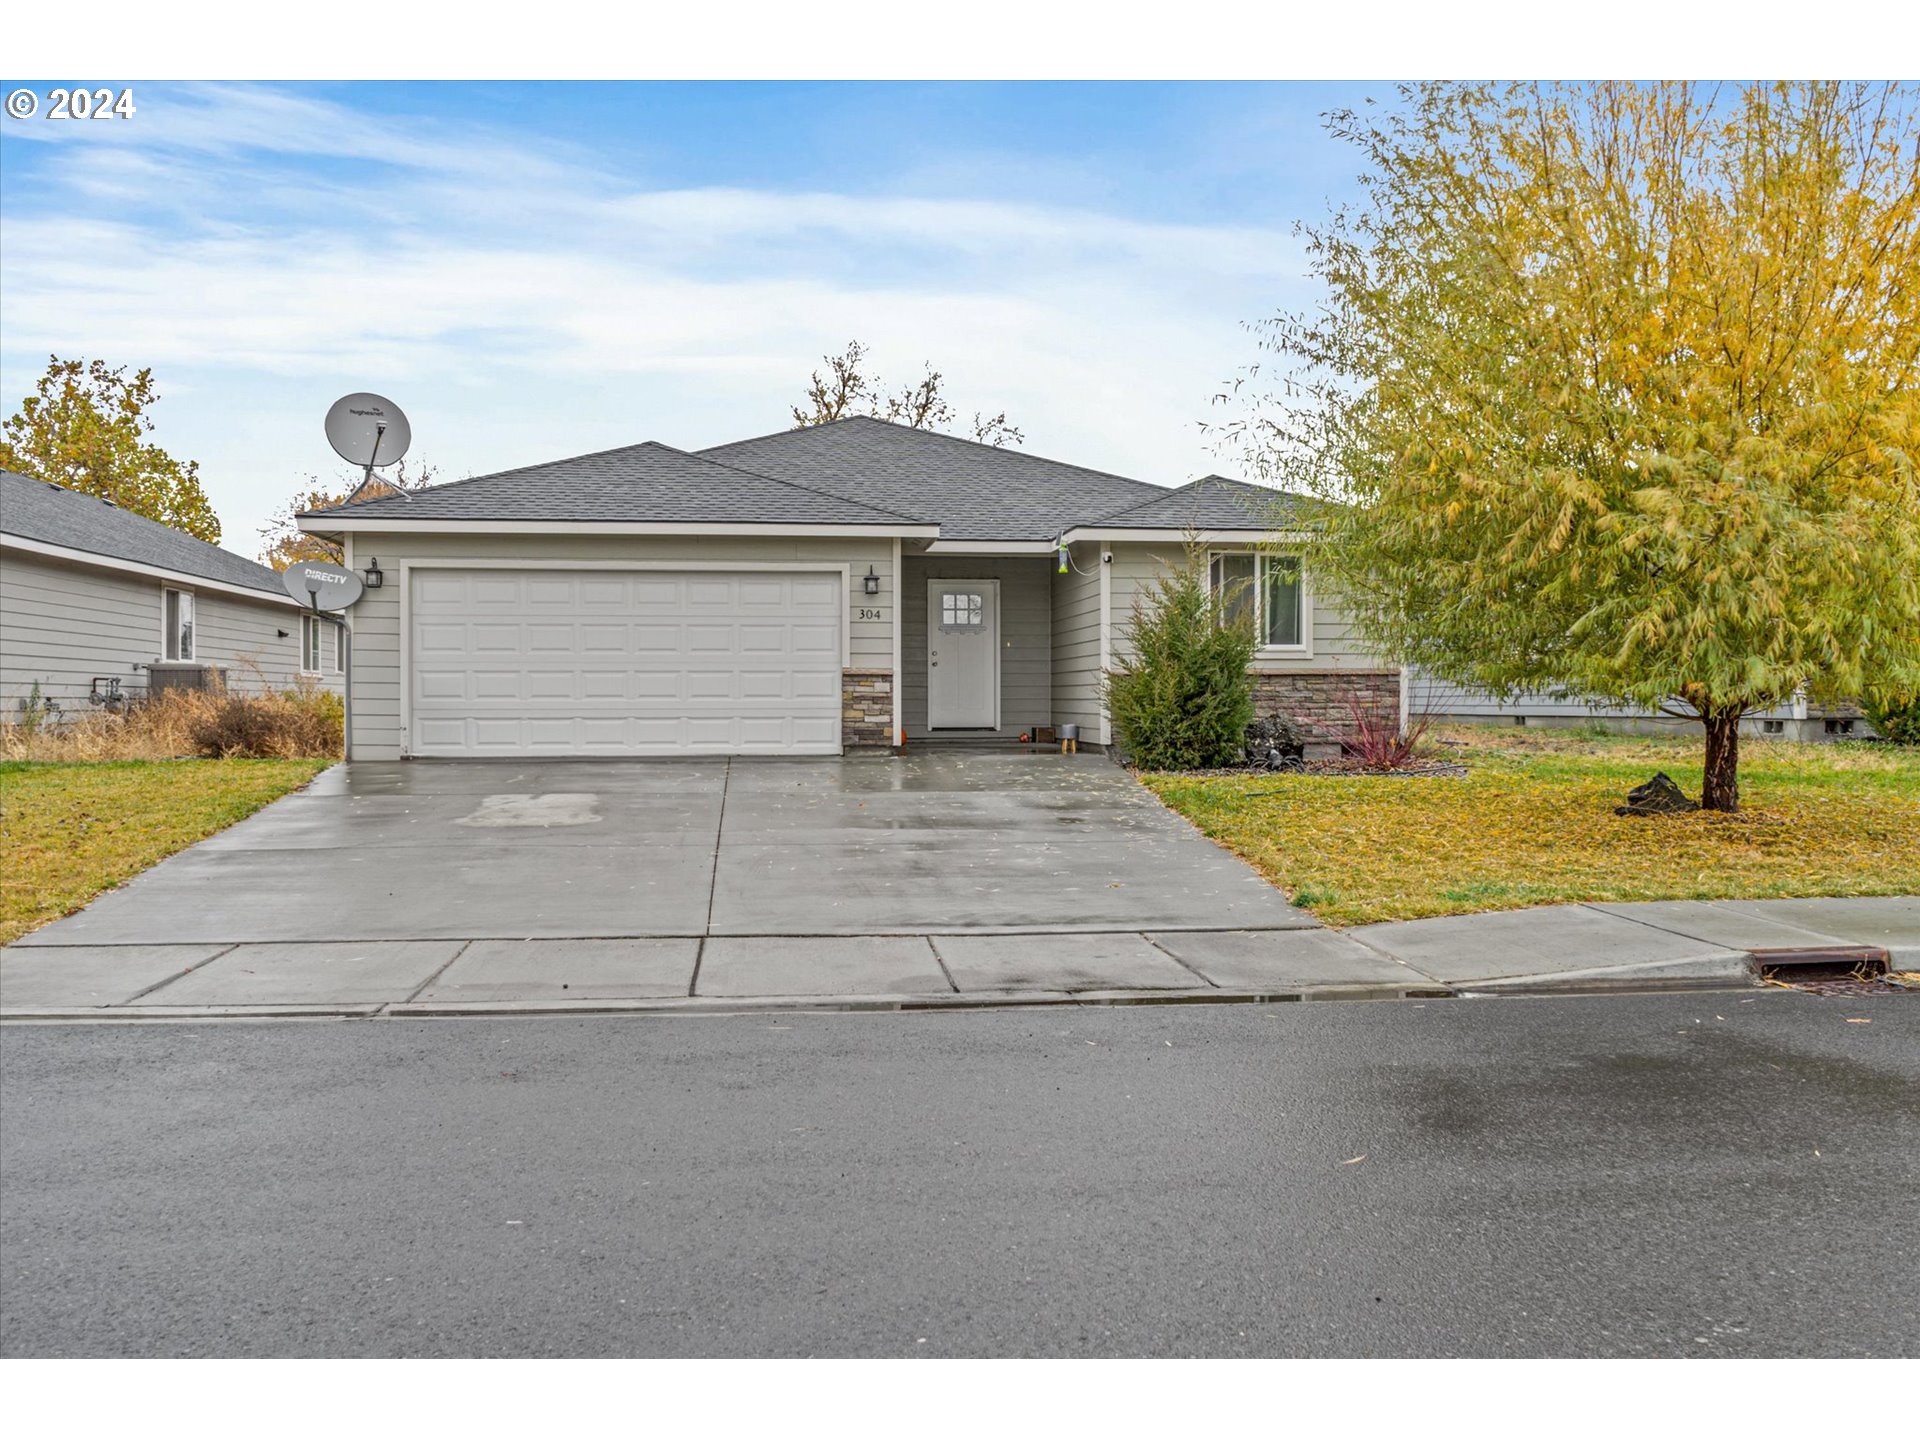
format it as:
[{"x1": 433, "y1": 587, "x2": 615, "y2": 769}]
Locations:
[
  {"x1": 640, "y1": 441, "x2": 932, "y2": 526},
  {"x1": 701, "y1": 415, "x2": 1166, "y2": 497},
  {"x1": 1086, "y1": 472, "x2": 1294, "y2": 525}
]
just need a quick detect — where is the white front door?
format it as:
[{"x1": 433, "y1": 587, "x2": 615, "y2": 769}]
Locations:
[{"x1": 926, "y1": 578, "x2": 999, "y2": 728}]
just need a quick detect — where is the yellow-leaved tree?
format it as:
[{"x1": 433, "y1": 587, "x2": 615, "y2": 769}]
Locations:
[
  {"x1": 1, "y1": 357, "x2": 222, "y2": 542},
  {"x1": 1226, "y1": 81, "x2": 1920, "y2": 811}
]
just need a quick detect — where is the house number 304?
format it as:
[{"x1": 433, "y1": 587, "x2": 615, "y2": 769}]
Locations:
[{"x1": 856, "y1": 607, "x2": 885, "y2": 621}]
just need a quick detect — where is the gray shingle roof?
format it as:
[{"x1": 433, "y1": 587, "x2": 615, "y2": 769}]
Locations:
[
  {"x1": 300, "y1": 440, "x2": 928, "y2": 527},
  {"x1": 1, "y1": 468, "x2": 287, "y2": 597},
  {"x1": 699, "y1": 416, "x2": 1166, "y2": 541},
  {"x1": 1086, "y1": 474, "x2": 1312, "y2": 531}
]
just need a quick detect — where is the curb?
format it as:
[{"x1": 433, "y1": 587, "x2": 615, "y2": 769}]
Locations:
[{"x1": 0, "y1": 982, "x2": 1453, "y2": 1024}]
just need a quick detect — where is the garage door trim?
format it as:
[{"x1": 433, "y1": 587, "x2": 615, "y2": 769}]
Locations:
[{"x1": 397, "y1": 559, "x2": 852, "y2": 757}]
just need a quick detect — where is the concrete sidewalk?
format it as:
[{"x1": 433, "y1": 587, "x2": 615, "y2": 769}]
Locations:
[{"x1": 3, "y1": 895, "x2": 1913, "y2": 1020}]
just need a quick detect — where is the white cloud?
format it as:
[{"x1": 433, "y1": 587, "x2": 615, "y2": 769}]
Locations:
[{"x1": 0, "y1": 83, "x2": 1314, "y2": 554}]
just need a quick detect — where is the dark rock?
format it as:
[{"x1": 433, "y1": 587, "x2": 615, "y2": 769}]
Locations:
[
  {"x1": 1264, "y1": 750, "x2": 1304, "y2": 772},
  {"x1": 1615, "y1": 772, "x2": 1699, "y2": 816}
]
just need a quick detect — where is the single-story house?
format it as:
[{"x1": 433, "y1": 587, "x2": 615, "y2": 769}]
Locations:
[
  {"x1": 1, "y1": 467, "x2": 345, "y2": 722},
  {"x1": 297, "y1": 417, "x2": 1399, "y2": 760},
  {"x1": 1409, "y1": 674, "x2": 1874, "y2": 742}
]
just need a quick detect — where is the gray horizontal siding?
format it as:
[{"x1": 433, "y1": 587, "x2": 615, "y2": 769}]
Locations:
[
  {"x1": 1, "y1": 547, "x2": 327, "y2": 717},
  {"x1": 1107, "y1": 541, "x2": 1391, "y2": 673},
  {"x1": 1410, "y1": 673, "x2": 1848, "y2": 728},
  {"x1": 1050, "y1": 543, "x2": 1104, "y2": 737},
  {"x1": 902, "y1": 555, "x2": 1051, "y2": 740}
]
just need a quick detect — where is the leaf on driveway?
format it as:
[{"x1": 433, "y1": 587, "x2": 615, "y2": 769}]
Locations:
[{"x1": 1342, "y1": 1154, "x2": 1368, "y2": 1165}]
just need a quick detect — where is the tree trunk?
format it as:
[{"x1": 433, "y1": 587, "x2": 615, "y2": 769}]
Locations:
[{"x1": 1701, "y1": 710, "x2": 1741, "y2": 813}]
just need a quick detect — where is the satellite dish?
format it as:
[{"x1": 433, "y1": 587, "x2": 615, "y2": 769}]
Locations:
[
  {"x1": 282, "y1": 560, "x2": 365, "y2": 612},
  {"x1": 324, "y1": 393, "x2": 411, "y2": 470}
]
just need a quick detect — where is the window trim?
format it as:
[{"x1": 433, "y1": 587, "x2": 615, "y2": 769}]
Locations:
[
  {"x1": 162, "y1": 586, "x2": 195, "y2": 662},
  {"x1": 1207, "y1": 550, "x2": 1312, "y2": 656},
  {"x1": 300, "y1": 613, "x2": 325, "y2": 676}
]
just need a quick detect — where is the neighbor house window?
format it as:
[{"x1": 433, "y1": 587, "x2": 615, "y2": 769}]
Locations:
[
  {"x1": 301, "y1": 614, "x2": 325, "y2": 674},
  {"x1": 163, "y1": 588, "x2": 195, "y2": 661},
  {"x1": 1208, "y1": 553, "x2": 1305, "y2": 650}
]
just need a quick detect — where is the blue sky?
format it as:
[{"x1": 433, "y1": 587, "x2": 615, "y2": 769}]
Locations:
[{"x1": 0, "y1": 81, "x2": 1381, "y2": 555}]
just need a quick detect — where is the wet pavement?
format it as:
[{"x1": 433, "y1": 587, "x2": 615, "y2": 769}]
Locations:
[
  {"x1": 3, "y1": 756, "x2": 1913, "y2": 1017},
  {"x1": 3, "y1": 990, "x2": 1913, "y2": 1356}
]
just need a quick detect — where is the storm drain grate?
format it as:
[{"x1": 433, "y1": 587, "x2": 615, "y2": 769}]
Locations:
[{"x1": 1748, "y1": 945, "x2": 1894, "y2": 994}]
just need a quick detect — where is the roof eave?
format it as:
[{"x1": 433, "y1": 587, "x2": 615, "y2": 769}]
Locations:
[
  {"x1": 1, "y1": 532, "x2": 297, "y2": 606},
  {"x1": 295, "y1": 517, "x2": 943, "y2": 538},
  {"x1": 1058, "y1": 525, "x2": 1319, "y2": 545}
]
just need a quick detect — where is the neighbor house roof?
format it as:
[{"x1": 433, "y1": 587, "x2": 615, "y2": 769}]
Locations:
[
  {"x1": 1, "y1": 468, "x2": 290, "y2": 599},
  {"x1": 300, "y1": 440, "x2": 934, "y2": 530},
  {"x1": 1081, "y1": 474, "x2": 1313, "y2": 532},
  {"x1": 699, "y1": 416, "x2": 1166, "y2": 541}
]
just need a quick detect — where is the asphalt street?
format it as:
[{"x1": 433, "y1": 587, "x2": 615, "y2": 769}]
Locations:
[{"x1": 2, "y1": 991, "x2": 1915, "y2": 1357}]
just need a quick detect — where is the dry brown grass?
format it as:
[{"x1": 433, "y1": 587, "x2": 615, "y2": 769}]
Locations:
[{"x1": 2, "y1": 683, "x2": 342, "y2": 762}]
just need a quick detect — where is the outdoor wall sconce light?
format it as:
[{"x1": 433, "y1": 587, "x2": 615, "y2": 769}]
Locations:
[
  {"x1": 363, "y1": 557, "x2": 385, "y2": 589},
  {"x1": 863, "y1": 565, "x2": 880, "y2": 595},
  {"x1": 276, "y1": 629, "x2": 289, "y2": 639}
]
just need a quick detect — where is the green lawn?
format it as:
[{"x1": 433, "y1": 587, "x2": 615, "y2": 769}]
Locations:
[
  {"x1": 0, "y1": 759, "x2": 331, "y2": 944},
  {"x1": 1143, "y1": 729, "x2": 1920, "y2": 927}
]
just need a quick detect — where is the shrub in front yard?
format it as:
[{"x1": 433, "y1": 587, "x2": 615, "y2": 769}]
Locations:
[
  {"x1": 1, "y1": 683, "x2": 342, "y2": 762},
  {"x1": 1863, "y1": 689, "x2": 1920, "y2": 745},
  {"x1": 1106, "y1": 551, "x2": 1256, "y2": 770},
  {"x1": 1339, "y1": 678, "x2": 1433, "y2": 770},
  {"x1": 187, "y1": 685, "x2": 343, "y2": 759}
]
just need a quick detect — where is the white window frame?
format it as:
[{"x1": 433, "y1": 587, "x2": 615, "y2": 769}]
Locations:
[
  {"x1": 300, "y1": 613, "x2": 325, "y2": 676},
  {"x1": 1207, "y1": 550, "x2": 1312, "y2": 656},
  {"x1": 162, "y1": 587, "x2": 195, "y2": 661}
]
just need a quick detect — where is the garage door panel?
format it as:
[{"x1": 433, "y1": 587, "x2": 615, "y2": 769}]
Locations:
[
  {"x1": 580, "y1": 624, "x2": 628, "y2": 652},
  {"x1": 471, "y1": 671, "x2": 522, "y2": 700},
  {"x1": 472, "y1": 577, "x2": 521, "y2": 605},
  {"x1": 790, "y1": 624, "x2": 838, "y2": 655},
  {"x1": 410, "y1": 568, "x2": 845, "y2": 757}
]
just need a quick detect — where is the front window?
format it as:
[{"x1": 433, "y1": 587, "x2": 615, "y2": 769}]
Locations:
[
  {"x1": 1209, "y1": 552, "x2": 1304, "y2": 650},
  {"x1": 164, "y1": 588, "x2": 195, "y2": 661},
  {"x1": 302, "y1": 614, "x2": 324, "y2": 674}
]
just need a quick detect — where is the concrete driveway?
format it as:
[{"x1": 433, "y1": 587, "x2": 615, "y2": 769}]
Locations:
[{"x1": 6, "y1": 752, "x2": 1424, "y2": 1013}]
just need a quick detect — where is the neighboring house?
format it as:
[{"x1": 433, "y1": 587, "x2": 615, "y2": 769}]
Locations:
[
  {"x1": 1409, "y1": 676, "x2": 1874, "y2": 742},
  {"x1": 296, "y1": 417, "x2": 1397, "y2": 760},
  {"x1": 1, "y1": 468, "x2": 345, "y2": 722}
]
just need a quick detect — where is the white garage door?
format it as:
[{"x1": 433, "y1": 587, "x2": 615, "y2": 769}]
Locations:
[{"x1": 409, "y1": 568, "x2": 844, "y2": 756}]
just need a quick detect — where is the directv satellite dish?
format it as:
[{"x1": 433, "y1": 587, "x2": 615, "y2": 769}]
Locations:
[
  {"x1": 282, "y1": 560, "x2": 365, "y2": 612},
  {"x1": 325, "y1": 393, "x2": 411, "y2": 469}
]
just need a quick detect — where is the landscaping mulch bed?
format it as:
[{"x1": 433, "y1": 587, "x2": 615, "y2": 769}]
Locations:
[{"x1": 1176, "y1": 757, "x2": 1470, "y2": 780}]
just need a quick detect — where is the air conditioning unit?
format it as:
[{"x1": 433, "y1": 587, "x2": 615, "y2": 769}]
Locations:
[{"x1": 147, "y1": 663, "x2": 228, "y2": 695}]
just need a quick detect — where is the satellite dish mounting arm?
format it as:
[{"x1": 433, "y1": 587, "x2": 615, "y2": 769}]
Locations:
[{"x1": 337, "y1": 417, "x2": 414, "y2": 505}]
